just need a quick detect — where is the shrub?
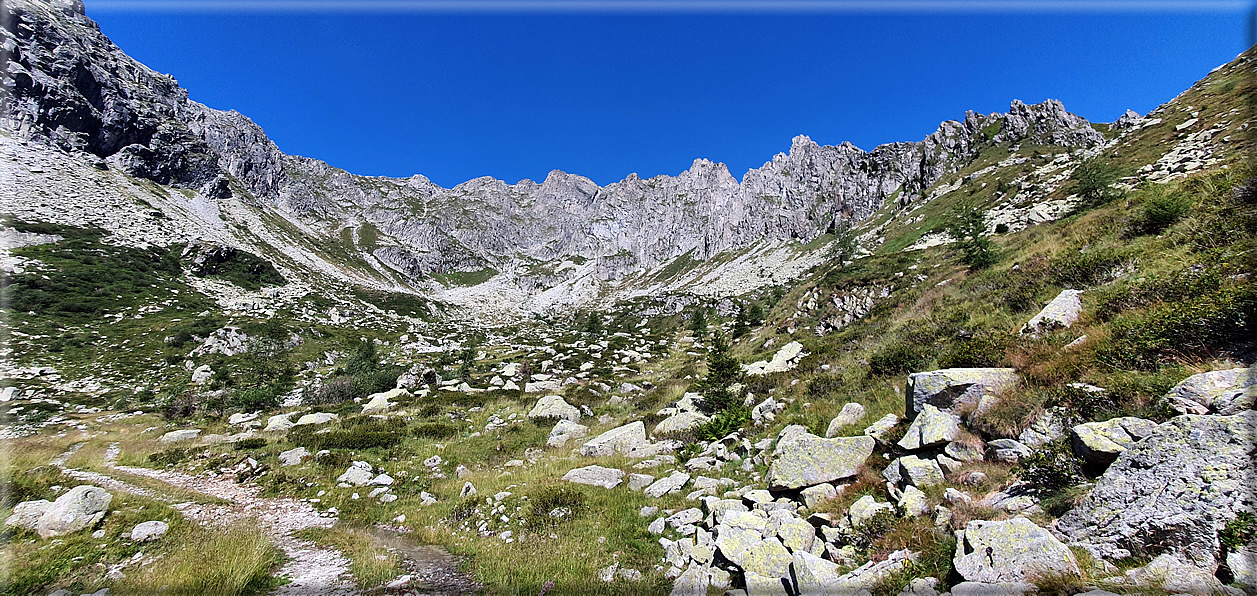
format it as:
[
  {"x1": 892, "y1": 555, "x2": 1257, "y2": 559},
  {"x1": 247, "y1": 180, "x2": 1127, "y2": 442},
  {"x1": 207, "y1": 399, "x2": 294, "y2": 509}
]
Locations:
[
  {"x1": 148, "y1": 448, "x2": 193, "y2": 467},
  {"x1": 694, "y1": 406, "x2": 751, "y2": 442},
  {"x1": 850, "y1": 509, "x2": 900, "y2": 550},
  {"x1": 287, "y1": 419, "x2": 407, "y2": 451},
  {"x1": 309, "y1": 376, "x2": 356, "y2": 405},
  {"x1": 233, "y1": 438, "x2": 268, "y2": 451},
  {"x1": 945, "y1": 199, "x2": 998, "y2": 269},
  {"x1": 1047, "y1": 246, "x2": 1130, "y2": 288},
  {"x1": 524, "y1": 486, "x2": 588, "y2": 531},
  {"x1": 1071, "y1": 156, "x2": 1124, "y2": 207},
  {"x1": 411, "y1": 422, "x2": 459, "y2": 439},
  {"x1": 447, "y1": 499, "x2": 479, "y2": 522},
  {"x1": 938, "y1": 332, "x2": 1009, "y2": 368},
  {"x1": 868, "y1": 341, "x2": 928, "y2": 377},
  {"x1": 697, "y1": 333, "x2": 743, "y2": 413},
  {"x1": 1220, "y1": 512, "x2": 1257, "y2": 550},
  {"x1": 1017, "y1": 440, "x2": 1086, "y2": 494},
  {"x1": 1132, "y1": 187, "x2": 1192, "y2": 235},
  {"x1": 1102, "y1": 283, "x2": 1257, "y2": 369}
]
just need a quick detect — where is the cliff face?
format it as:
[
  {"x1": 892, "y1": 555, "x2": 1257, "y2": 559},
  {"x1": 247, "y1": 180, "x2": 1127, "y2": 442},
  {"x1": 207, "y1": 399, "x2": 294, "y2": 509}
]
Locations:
[{"x1": 1, "y1": 0, "x2": 1104, "y2": 291}]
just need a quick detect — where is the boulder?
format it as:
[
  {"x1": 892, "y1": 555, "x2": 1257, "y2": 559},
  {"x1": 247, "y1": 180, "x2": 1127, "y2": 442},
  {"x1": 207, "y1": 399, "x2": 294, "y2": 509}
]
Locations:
[
  {"x1": 944, "y1": 440, "x2": 985, "y2": 463},
  {"x1": 1121, "y1": 553, "x2": 1235, "y2": 594},
  {"x1": 337, "y1": 461, "x2": 374, "y2": 486},
  {"x1": 987, "y1": 439, "x2": 1031, "y2": 463},
  {"x1": 896, "y1": 485, "x2": 930, "y2": 517},
  {"x1": 129, "y1": 520, "x2": 169, "y2": 542},
  {"x1": 227, "y1": 412, "x2": 259, "y2": 426},
  {"x1": 738, "y1": 537, "x2": 792, "y2": 578},
  {"x1": 863, "y1": 414, "x2": 899, "y2": 443},
  {"x1": 645, "y1": 472, "x2": 691, "y2": 498},
  {"x1": 1162, "y1": 365, "x2": 1255, "y2": 415},
  {"x1": 562, "y1": 465, "x2": 625, "y2": 489},
  {"x1": 1057, "y1": 411, "x2": 1257, "y2": 572},
  {"x1": 765, "y1": 434, "x2": 875, "y2": 490},
  {"x1": 905, "y1": 368, "x2": 1019, "y2": 419},
  {"x1": 771, "y1": 514, "x2": 816, "y2": 553},
  {"x1": 653, "y1": 411, "x2": 710, "y2": 436},
  {"x1": 278, "y1": 446, "x2": 309, "y2": 466},
  {"x1": 546, "y1": 419, "x2": 589, "y2": 447},
  {"x1": 744, "y1": 571, "x2": 790, "y2": 596},
  {"x1": 35, "y1": 485, "x2": 112, "y2": 538},
  {"x1": 362, "y1": 388, "x2": 408, "y2": 414},
  {"x1": 897, "y1": 404, "x2": 960, "y2": 451},
  {"x1": 790, "y1": 550, "x2": 844, "y2": 595},
  {"x1": 578, "y1": 421, "x2": 650, "y2": 457},
  {"x1": 527, "y1": 395, "x2": 581, "y2": 422},
  {"x1": 953, "y1": 518, "x2": 1080, "y2": 583},
  {"x1": 834, "y1": 549, "x2": 918, "y2": 591},
  {"x1": 1017, "y1": 408, "x2": 1067, "y2": 448},
  {"x1": 799, "y1": 483, "x2": 837, "y2": 509},
  {"x1": 824, "y1": 403, "x2": 867, "y2": 437},
  {"x1": 263, "y1": 413, "x2": 295, "y2": 432},
  {"x1": 294, "y1": 412, "x2": 337, "y2": 426},
  {"x1": 1069, "y1": 416, "x2": 1158, "y2": 467},
  {"x1": 744, "y1": 341, "x2": 807, "y2": 376},
  {"x1": 848, "y1": 495, "x2": 895, "y2": 527},
  {"x1": 1020, "y1": 289, "x2": 1084, "y2": 337},
  {"x1": 4, "y1": 499, "x2": 51, "y2": 531},
  {"x1": 885, "y1": 455, "x2": 945, "y2": 488},
  {"x1": 159, "y1": 429, "x2": 201, "y2": 443}
]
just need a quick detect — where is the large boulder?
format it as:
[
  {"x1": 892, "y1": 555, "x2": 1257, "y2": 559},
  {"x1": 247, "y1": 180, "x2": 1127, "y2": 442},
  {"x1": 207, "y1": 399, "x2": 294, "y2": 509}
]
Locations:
[
  {"x1": 35, "y1": 485, "x2": 113, "y2": 538},
  {"x1": 906, "y1": 368, "x2": 1019, "y2": 419},
  {"x1": 765, "y1": 434, "x2": 875, "y2": 490},
  {"x1": 578, "y1": 421, "x2": 649, "y2": 457},
  {"x1": 527, "y1": 395, "x2": 581, "y2": 422},
  {"x1": 159, "y1": 429, "x2": 201, "y2": 443},
  {"x1": 953, "y1": 518, "x2": 1080, "y2": 583},
  {"x1": 1069, "y1": 416, "x2": 1158, "y2": 467},
  {"x1": 1057, "y1": 411, "x2": 1257, "y2": 572},
  {"x1": 263, "y1": 413, "x2": 295, "y2": 432},
  {"x1": 4, "y1": 499, "x2": 51, "y2": 531},
  {"x1": 1020, "y1": 289, "x2": 1084, "y2": 337},
  {"x1": 562, "y1": 465, "x2": 625, "y2": 489},
  {"x1": 743, "y1": 341, "x2": 807, "y2": 376},
  {"x1": 897, "y1": 404, "x2": 960, "y2": 451},
  {"x1": 1162, "y1": 365, "x2": 1255, "y2": 415},
  {"x1": 653, "y1": 411, "x2": 710, "y2": 436},
  {"x1": 790, "y1": 551, "x2": 844, "y2": 595},
  {"x1": 362, "y1": 387, "x2": 408, "y2": 414}
]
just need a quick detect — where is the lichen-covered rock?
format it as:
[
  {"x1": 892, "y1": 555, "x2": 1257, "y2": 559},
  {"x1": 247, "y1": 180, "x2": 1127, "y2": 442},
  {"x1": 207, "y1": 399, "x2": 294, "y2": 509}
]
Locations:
[
  {"x1": 362, "y1": 387, "x2": 407, "y2": 414},
  {"x1": 1069, "y1": 416, "x2": 1158, "y2": 467},
  {"x1": 906, "y1": 368, "x2": 1019, "y2": 418},
  {"x1": 1162, "y1": 365, "x2": 1255, "y2": 415},
  {"x1": 546, "y1": 418, "x2": 588, "y2": 447},
  {"x1": 578, "y1": 421, "x2": 649, "y2": 457},
  {"x1": 644, "y1": 472, "x2": 691, "y2": 498},
  {"x1": 35, "y1": 485, "x2": 113, "y2": 538},
  {"x1": 885, "y1": 455, "x2": 945, "y2": 488},
  {"x1": 897, "y1": 404, "x2": 960, "y2": 451},
  {"x1": 953, "y1": 518, "x2": 1080, "y2": 583},
  {"x1": 825, "y1": 403, "x2": 867, "y2": 437},
  {"x1": 790, "y1": 550, "x2": 843, "y2": 595},
  {"x1": 653, "y1": 411, "x2": 710, "y2": 436},
  {"x1": 263, "y1": 413, "x2": 294, "y2": 432},
  {"x1": 1057, "y1": 411, "x2": 1257, "y2": 571},
  {"x1": 528, "y1": 395, "x2": 581, "y2": 422},
  {"x1": 744, "y1": 341, "x2": 807, "y2": 376},
  {"x1": 159, "y1": 429, "x2": 201, "y2": 443},
  {"x1": 766, "y1": 433, "x2": 875, "y2": 490},
  {"x1": 562, "y1": 465, "x2": 625, "y2": 489},
  {"x1": 863, "y1": 413, "x2": 900, "y2": 443},
  {"x1": 1020, "y1": 289, "x2": 1083, "y2": 337},
  {"x1": 847, "y1": 495, "x2": 895, "y2": 527},
  {"x1": 737, "y1": 537, "x2": 792, "y2": 578}
]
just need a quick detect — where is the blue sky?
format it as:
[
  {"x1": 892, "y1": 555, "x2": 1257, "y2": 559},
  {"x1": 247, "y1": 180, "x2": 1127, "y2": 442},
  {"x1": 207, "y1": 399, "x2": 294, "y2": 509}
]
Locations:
[{"x1": 90, "y1": 3, "x2": 1251, "y2": 187}]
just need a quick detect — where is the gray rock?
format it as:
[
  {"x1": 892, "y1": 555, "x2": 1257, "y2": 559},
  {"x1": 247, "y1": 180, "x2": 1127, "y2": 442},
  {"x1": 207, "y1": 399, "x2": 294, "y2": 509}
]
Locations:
[
  {"x1": 653, "y1": 411, "x2": 710, "y2": 436},
  {"x1": 833, "y1": 549, "x2": 917, "y2": 591},
  {"x1": 35, "y1": 485, "x2": 112, "y2": 538},
  {"x1": 645, "y1": 472, "x2": 691, "y2": 498},
  {"x1": 1162, "y1": 365, "x2": 1256, "y2": 415},
  {"x1": 460, "y1": 482, "x2": 477, "y2": 498},
  {"x1": 667, "y1": 507, "x2": 704, "y2": 528},
  {"x1": 743, "y1": 571, "x2": 790, "y2": 596},
  {"x1": 765, "y1": 433, "x2": 875, "y2": 490},
  {"x1": 987, "y1": 439, "x2": 1031, "y2": 463},
  {"x1": 294, "y1": 412, "x2": 337, "y2": 426},
  {"x1": 527, "y1": 395, "x2": 581, "y2": 422},
  {"x1": 1121, "y1": 553, "x2": 1234, "y2": 594},
  {"x1": 896, "y1": 577, "x2": 940, "y2": 596},
  {"x1": 863, "y1": 414, "x2": 899, "y2": 443},
  {"x1": 562, "y1": 465, "x2": 625, "y2": 489},
  {"x1": 1020, "y1": 289, "x2": 1084, "y2": 337},
  {"x1": 578, "y1": 421, "x2": 649, "y2": 457},
  {"x1": 627, "y1": 473, "x2": 655, "y2": 491},
  {"x1": 824, "y1": 403, "x2": 867, "y2": 437},
  {"x1": 129, "y1": 520, "x2": 169, "y2": 542},
  {"x1": 737, "y1": 536, "x2": 792, "y2": 578},
  {"x1": 4, "y1": 499, "x2": 52, "y2": 531},
  {"x1": 953, "y1": 518, "x2": 1080, "y2": 583},
  {"x1": 546, "y1": 418, "x2": 589, "y2": 447},
  {"x1": 799, "y1": 483, "x2": 837, "y2": 509},
  {"x1": 1017, "y1": 407, "x2": 1066, "y2": 448},
  {"x1": 1228, "y1": 546, "x2": 1256, "y2": 590},
  {"x1": 159, "y1": 429, "x2": 201, "y2": 443},
  {"x1": 336, "y1": 461, "x2": 374, "y2": 486},
  {"x1": 278, "y1": 446, "x2": 309, "y2": 466},
  {"x1": 949, "y1": 581, "x2": 1035, "y2": 595},
  {"x1": 897, "y1": 404, "x2": 960, "y2": 451},
  {"x1": 790, "y1": 550, "x2": 843, "y2": 595},
  {"x1": 895, "y1": 485, "x2": 930, "y2": 517},
  {"x1": 1057, "y1": 411, "x2": 1257, "y2": 572},
  {"x1": 886, "y1": 455, "x2": 945, "y2": 488},
  {"x1": 905, "y1": 368, "x2": 1019, "y2": 419},
  {"x1": 362, "y1": 387, "x2": 407, "y2": 414},
  {"x1": 1069, "y1": 416, "x2": 1158, "y2": 467},
  {"x1": 847, "y1": 495, "x2": 895, "y2": 527},
  {"x1": 263, "y1": 414, "x2": 294, "y2": 432}
]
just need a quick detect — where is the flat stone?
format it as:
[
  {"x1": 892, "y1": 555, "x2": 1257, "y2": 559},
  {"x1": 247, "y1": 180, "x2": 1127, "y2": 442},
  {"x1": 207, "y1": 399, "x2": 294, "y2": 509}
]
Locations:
[
  {"x1": 578, "y1": 421, "x2": 649, "y2": 457},
  {"x1": 278, "y1": 446, "x2": 309, "y2": 466},
  {"x1": 1162, "y1": 365, "x2": 1256, "y2": 415},
  {"x1": 906, "y1": 368, "x2": 1019, "y2": 418},
  {"x1": 953, "y1": 518, "x2": 1080, "y2": 583},
  {"x1": 562, "y1": 465, "x2": 624, "y2": 489},
  {"x1": 129, "y1": 520, "x2": 169, "y2": 542},
  {"x1": 546, "y1": 419, "x2": 589, "y2": 447},
  {"x1": 824, "y1": 403, "x2": 867, "y2": 437},
  {"x1": 528, "y1": 395, "x2": 581, "y2": 422},
  {"x1": 159, "y1": 429, "x2": 201, "y2": 443},
  {"x1": 765, "y1": 433, "x2": 875, "y2": 490},
  {"x1": 1020, "y1": 289, "x2": 1084, "y2": 337},
  {"x1": 627, "y1": 473, "x2": 655, "y2": 491},
  {"x1": 653, "y1": 411, "x2": 711, "y2": 436},
  {"x1": 294, "y1": 412, "x2": 337, "y2": 426},
  {"x1": 645, "y1": 472, "x2": 690, "y2": 498},
  {"x1": 1069, "y1": 416, "x2": 1158, "y2": 467},
  {"x1": 263, "y1": 413, "x2": 294, "y2": 432}
]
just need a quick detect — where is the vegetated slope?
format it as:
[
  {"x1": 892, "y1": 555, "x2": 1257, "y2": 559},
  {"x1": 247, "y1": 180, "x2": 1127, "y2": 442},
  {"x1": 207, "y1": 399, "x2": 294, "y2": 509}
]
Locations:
[
  {"x1": 2, "y1": 0, "x2": 1113, "y2": 316},
  {"x1": 3, "y1": 0, "x2": 1256, "y2": 593}
]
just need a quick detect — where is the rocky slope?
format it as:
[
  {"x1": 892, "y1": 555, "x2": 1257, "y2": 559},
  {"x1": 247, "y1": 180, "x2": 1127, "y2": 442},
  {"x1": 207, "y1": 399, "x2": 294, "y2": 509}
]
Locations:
[{"x1": 3, "y1": 0, "x2": 1109, "y2": 317}]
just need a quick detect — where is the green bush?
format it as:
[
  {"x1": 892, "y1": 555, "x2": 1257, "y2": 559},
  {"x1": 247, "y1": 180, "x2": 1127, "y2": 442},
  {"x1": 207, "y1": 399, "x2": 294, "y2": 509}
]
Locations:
[
  {"x1": 1220, "y1": 512, "x2": 1257, "y2": 550},
  {"x1": 1071, "y1": 156, "x2": 1124, "y2": 207},
  {"x1": 850, "y1": 509, "x2": 899, "y2": 550},
  {"x1": 411, "y1": 422, "x2": 460, "y2": 439},
  {"x1": 234, "y1": 438, "x2": 268, "y2": 451},
  {"x1": 1132, "y1": 188, "x2": 1192, "y2": 235},
  {"x1": 1102, "y1": 283, "x2": 1257, "y2": 369},
  {"x1": 1047, "y1": 247, "x2": 1130, "y2": 288},
  {"x1": 697, "y1": 333, "x2": 744, "y2": 413},
  {"x1": 1017, "y1": 440, "x2": 1086, "y2": 494},
  {"x1": 868, "y1": 342, "x2": 928, "y2": 377},
  {"x1": 937, "y1": 332, "x2": 1009, "y2": 368},
  {"x1": 185, "y1": 245, "x2": 285, "y2": 290},
  {"x1": 694, "y1": 406, "x2": 751, "y2": 442},
  {"x1": 287, "y1": 419, "x2": 407, "y2": 451},
  {"x1": 148, "y1": 448, "x2": 193, "y2": 467},
  {"x1": 524, "y1": 486, "x2": 588, "y2": 531},
  {"x1": 945, "y1": 199, "x2": 999, "y2": 269}
]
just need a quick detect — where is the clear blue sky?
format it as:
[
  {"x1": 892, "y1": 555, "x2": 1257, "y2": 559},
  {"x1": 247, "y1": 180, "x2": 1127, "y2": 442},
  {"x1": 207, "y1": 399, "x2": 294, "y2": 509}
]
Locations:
[{"x1": 89, "y1": 3, "x2": 1252, "y2": 187}]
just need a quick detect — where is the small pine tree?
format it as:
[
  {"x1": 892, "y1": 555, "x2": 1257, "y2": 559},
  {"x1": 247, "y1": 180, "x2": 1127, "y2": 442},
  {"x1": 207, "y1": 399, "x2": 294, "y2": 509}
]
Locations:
[
  {"x1": 747, "y1": 302, "x2": 765, "y2": 325},
  {"x1": 1072, "y1": 156, "x2": 1124, "y2": 207},
  {"x1": 699, "y1": 332, "x2": 743, "y2": 412},
  {"x1": 344, "y1": 340, "x2": 379, "y2": 376},
  {"x1": 581, "y1": 312, "x2": 602, "y2": 334},
  {"x1": 945, "y1": 199, "x2": 998, "y2": 269},
  {"x1": 688, "y1": 308, "x2": 708, "y2": 339},
  {"x1": 829, "y1": 220, "x2": 858, "y2": 264},
  {"x1": 732, "y1": 304, "x2": 751, "y2": 339}
]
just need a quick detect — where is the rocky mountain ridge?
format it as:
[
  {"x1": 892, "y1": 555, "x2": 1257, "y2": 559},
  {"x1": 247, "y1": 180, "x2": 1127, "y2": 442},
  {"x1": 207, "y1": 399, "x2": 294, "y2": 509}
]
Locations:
[{"x1": 2, "y1": 0, "x2": 1107, "y2": 306}]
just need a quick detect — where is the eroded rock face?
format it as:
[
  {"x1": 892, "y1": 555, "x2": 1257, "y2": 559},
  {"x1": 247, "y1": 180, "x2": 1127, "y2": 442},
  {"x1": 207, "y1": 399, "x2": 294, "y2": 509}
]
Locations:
[
  {"x1": 766, "y1": 433, "x2": 875, "y2": 490},
  {"x1": 953, "y1": 518, "x2": 1080, "y2": 583},
  {"x1": 1057, "y1": 411, "x2": 1257, "y2": 570}
]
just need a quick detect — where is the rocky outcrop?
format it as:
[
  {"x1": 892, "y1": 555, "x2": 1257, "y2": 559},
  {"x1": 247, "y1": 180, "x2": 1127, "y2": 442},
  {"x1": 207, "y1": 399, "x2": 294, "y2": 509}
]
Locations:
[
  {"x1": 954, "y1": 518, "x2": 1080, "y2": 583},
  {"x1": 1069, "y1": 416, "x2": 1158, "y2": 467},
  {"x1": 1057, "y1": 411, "x2": 1257, "y2": 572},
  {"x1": 765, "y1": 433, "x2": 875, "y2": 490},
  {"x1": 1162, "y1": 365, "x2": 1255, "y2": 415},
  {"x1": 905, "y1": 368, "x2": 1019, "y2": 419},
  {"x1": 1020, "y1": 289, "x2": 1084, "y2": 337}
]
